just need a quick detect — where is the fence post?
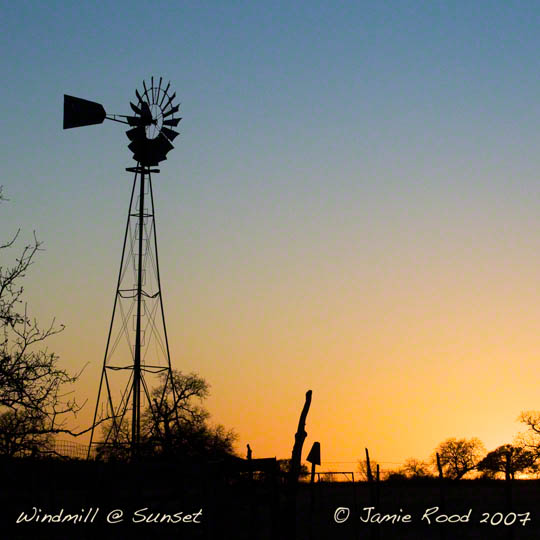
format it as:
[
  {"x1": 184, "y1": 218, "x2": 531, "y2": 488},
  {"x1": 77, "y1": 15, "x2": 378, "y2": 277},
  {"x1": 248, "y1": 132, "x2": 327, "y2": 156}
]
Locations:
[
  {"x1": 437, "y1": 452, "x2": 446, "y2": 540},
  {"x1": 365, "y1": 448, "x2": 379, "y2": 540},
  {"x1": 365, "y1": 448, "x2": 373, "y2": 484},
  {"x1": 504, "y1": 450, "x2": 514, "y2": 540},
  {"x1": 306, "y1": 442, "x2": 320, "y2": 540},
  {"x1": 375, "y1": 464, "x2": 380, "y2": 507}
]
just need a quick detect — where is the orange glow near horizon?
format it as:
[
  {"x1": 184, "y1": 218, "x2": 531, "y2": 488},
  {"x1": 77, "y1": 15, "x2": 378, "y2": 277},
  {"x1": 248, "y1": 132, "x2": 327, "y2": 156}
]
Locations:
[{"x1": 41, "y1": 243, "x2": 539, "y2": 470}]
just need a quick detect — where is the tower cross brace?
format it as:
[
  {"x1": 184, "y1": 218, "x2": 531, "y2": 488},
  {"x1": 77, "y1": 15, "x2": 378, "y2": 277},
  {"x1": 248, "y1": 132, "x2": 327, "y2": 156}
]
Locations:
[{"x1": 87, "y1": 165, "x2": 176, "y2": 460}]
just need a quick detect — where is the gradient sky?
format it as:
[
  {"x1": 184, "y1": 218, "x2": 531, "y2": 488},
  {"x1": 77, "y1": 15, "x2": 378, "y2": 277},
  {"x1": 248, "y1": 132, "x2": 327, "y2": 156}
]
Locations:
[{"x1": 2, "y1": 1, "x2": 540, "y2": 471}]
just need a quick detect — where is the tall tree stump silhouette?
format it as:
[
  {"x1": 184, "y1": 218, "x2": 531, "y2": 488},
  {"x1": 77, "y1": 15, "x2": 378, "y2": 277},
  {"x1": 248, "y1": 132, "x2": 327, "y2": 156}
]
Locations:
[
  {"x1": 289, "y1": 390, "x2": 312, "y2": 486},
  {"x1": 285, "y1": 389, "x2": 312, "y2": 540}
]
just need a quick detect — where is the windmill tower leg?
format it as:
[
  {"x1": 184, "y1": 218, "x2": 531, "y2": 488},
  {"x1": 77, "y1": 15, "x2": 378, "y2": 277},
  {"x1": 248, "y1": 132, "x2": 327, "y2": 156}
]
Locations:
[{"x1": 132, "y1": 165, "x2": 145, "y2": 456}]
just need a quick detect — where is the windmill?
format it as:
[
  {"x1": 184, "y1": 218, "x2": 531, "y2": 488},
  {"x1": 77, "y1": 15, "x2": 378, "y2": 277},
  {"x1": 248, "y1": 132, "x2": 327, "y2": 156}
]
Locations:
[{"x1": 63, "y1": 77, "x2": 181, "y2": 459}]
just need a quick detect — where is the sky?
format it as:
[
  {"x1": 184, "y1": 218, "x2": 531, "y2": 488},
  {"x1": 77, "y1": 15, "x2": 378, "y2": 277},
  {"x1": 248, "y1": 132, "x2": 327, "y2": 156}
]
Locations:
[{"x1": 2, "y1": 1, "x2": 540, "y2": 472}]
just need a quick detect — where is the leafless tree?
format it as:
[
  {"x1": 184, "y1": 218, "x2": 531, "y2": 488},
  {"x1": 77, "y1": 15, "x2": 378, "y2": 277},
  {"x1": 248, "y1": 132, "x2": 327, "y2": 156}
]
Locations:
[
  {"x1": 357, "y1": 457, "x2": 383, "y2": 481},
  {"x1": 0, "y1": 187, "x2": 82, "y2": 456},
  {"x1": 432, "y1": 437, "x2": 485, "y2": 480},
  {"x1": 148, "y1": 370, "x2": 210, "y2": 438},
  {"x1": 400, "y1": 458, "x2": 432, "y2": 478},
  {"x1": 97, "y1": 369, "x2": 237, "y2": 461},
  {"x1": 0, "y1": 409, "x2": 53, "y2": 457},
  {"x1": 516, "y1": 411, "x2": 540, "y2": 459}
]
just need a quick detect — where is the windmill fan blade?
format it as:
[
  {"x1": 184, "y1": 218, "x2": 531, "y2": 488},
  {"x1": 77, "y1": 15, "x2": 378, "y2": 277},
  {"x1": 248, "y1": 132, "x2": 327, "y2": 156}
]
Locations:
[
  {"x1": 153, "y1": 133, "x2": 174, "y2": 155},
  {"x1": 163, "y1": 117, "x2": 181, "y2": 127},
  {"x1": 161, "y1": 127, "x2": 179, "y2": 141},
  {"x1": 126, "y1": 126, "x2": 145, "y2": 141},
  {"x1": 143, "y1": 80, "x2": 149, "y2": 101},
  {"x1": 128, "y1": 140, "x2": 150, "y2": 161},
  {"x1": 63, "y1": 95, "x2": 106, "y2": 129},
  {"x1": 130, "y1": 102, "x2": 142, "y2": 115},
  {"x1": 159, "y1": 81, "x2": 170, "y2": 106},
  {"x1": 162, "y1": 105, "x2": 179, "y2": 119},
  {"x1": 136, "y1": 88, "x2": 144, "y2": 104},
  {"x1": 163, "y1": 92, "x2": 176, "y2": 110},
  {"x1": 128, "y1": 133, "x2": 173, "y2": 166},
  {"x1": 128, "y1": 140, "x2": 142, "y2": 154},
  {"x1": 140, "y1": 101, "x2": 152, "y2": 121}
]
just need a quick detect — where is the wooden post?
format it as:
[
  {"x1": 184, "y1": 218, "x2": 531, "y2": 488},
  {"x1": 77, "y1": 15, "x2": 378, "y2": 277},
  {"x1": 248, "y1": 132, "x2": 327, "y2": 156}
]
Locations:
[
  {"x1": 289, "y1": 390, "x2": 312, "y2": 486},
  {"x1": 307, "y1": 442, "x2": 321, "y2": 484},
  {"x1": 247, "y1": 444, "x2": 255, "y2": 538},
  {"x1": 306, "y1": 442, "x2": 320, "y2": 540},
  {"x1": 375, "y1": 464, "x2": 380, "y2": 507},
  {"x1": 247, "y1": 443, "x2": 253, "y2": 482},
  {"x1": 365, "y1": 448, "x2": 378, "y2": 540},
  {"x1": 504, "y1": 450, "x2": 514, "y2": 540},
  {"x1": 365, "y1": 447, "x2": 374, "y2": 504},
  {"x1": 437, "y1": 452, "x2": 446, "y2": 540},
  {"x1": 286, "y1": 390, "x2": 313, "y2": 540},
  {"x1": 365, "y1": 448, "x2": 373, "y2": 483},
  {"x1": 436, "y1": 451, "x2": 445, "y2": 501}
]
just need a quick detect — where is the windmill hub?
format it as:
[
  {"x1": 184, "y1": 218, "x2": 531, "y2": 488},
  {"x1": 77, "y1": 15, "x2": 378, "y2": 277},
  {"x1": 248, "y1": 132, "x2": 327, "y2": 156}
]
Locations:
[{"x1": 146, "y1": 104, "x2": 163, "y2": 139}]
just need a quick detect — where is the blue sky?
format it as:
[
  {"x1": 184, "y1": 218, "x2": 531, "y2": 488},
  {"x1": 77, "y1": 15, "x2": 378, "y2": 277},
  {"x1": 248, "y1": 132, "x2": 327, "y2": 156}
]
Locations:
[{"x1": 2, "y1": 1, "x2": 540, "y2": 465}]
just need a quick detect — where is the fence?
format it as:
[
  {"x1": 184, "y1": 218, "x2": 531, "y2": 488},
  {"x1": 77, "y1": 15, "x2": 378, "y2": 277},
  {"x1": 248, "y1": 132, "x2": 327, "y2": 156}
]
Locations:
[{"x1": 42, "y1": 438, "x2": 92, "y2": 460}]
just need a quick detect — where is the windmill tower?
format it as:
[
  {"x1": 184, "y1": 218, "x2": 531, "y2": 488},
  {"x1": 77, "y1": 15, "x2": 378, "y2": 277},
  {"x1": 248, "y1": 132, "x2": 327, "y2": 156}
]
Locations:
[{"x1": 63, "y1": 78, "x2": 181, "y2": 459}]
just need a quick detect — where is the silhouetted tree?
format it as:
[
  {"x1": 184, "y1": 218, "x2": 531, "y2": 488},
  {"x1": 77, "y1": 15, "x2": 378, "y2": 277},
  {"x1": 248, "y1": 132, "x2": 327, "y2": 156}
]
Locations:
[
  {"x1": 516, "y1": 411, "x2": 540, "y2": 459},
  {"x1": 357, "y1": 457, "x2": 385, "y2": 481},
  {"x1": 385, "y1": 471, "x2": 408, "y2": 481},
  {"x1": 146, "y1": 370, "x2": 210, "y2": 445},
  {"x1": 477, "y1": 444, "x2": 537, "y2": 480},
  {"x1": 97, "y1": 370, "x2": 237, "y2": 461},
  {"x1": 432, "y1": 437, "x2": 485, "y2": 479},
  {"x1": 400, "y1": 458, "x2": 432, "y2": 478},
  {"x1": 95, "y1": 417, "x2": 132, "y2": 461},
  {"x1": 0, "y1": 410, "x2": 53, "y2": 457},
  {"x1": 0, "y1": 187, "x2": 80, "y2": 456},
  {"x1": 147, "y1": 370, "x2": 237, "y2": 460},
  {"x1": 277, "y1": 459, "x2": 309, "y2": 481}
]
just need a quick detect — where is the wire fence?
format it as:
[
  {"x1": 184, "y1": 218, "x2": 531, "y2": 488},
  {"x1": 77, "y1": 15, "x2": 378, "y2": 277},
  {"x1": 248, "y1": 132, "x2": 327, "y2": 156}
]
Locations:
[
  {"x1": 40, "y1": 446, "x2": 405, "y2": 476},
  {"x1": 43, "y1": 439, "x2": 91, "y2": 460},
  {"x1": 42, "y1": 445, "x2": 415, "y2": 483}
]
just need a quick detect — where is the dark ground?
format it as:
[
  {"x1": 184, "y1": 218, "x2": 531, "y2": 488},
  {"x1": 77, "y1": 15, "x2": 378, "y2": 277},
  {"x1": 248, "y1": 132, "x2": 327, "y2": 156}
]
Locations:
[{"x1": 1, "y1": 458, "x2": 539, "y2": 539}]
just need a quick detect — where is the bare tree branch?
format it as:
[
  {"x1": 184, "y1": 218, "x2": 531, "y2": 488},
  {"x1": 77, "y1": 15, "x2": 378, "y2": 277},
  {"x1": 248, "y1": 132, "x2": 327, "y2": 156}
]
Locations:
[{"x1": 0, "y1": 189, "x2": 83, "y2": 457}]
